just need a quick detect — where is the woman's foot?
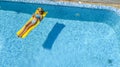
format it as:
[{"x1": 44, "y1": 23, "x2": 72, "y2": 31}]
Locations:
[{"x1": 18, "y1": 35, "x2": 22, "y2": 38}]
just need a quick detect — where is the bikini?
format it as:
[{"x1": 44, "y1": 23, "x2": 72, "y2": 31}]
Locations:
[{"x1": 31, "y1": 14, "x2": 41, "y2": 24}]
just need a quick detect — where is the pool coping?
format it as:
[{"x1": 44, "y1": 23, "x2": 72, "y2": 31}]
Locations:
[
  {"x1": 1, "y1": 0, "x2": 120, "y2": 16},
  {"x1": 55, "y1": 0, "x2": 120, "y2": 8}
]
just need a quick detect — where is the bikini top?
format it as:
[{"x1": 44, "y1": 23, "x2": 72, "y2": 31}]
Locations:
[{"x1": 35, "y1": 14, "x2": 41, "y2": 19}]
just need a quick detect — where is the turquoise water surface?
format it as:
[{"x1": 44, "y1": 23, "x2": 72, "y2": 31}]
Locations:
[{"x1": 0, "y1": 1, "x2": 120, "y2": 67}]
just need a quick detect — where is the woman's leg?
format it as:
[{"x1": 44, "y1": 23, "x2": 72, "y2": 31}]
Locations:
[
  {"x1": 19, "y1": 23, "x2": 35, "y2": 37},
  {"x1": 19, "y1": 22, "x2": 32, "y2": 37}
]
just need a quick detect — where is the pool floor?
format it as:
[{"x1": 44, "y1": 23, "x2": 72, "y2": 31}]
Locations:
[{"x1": 0, "y1": 10, "x2": 120, "y2": 67}]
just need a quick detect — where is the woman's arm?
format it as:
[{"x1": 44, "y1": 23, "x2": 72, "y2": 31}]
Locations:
[
  {"x1": 39, "y1": 15, "x2": 43, "y2": 21},
  {"x1": 32, "y1": 14, "x2": 35, "y2": 18}
]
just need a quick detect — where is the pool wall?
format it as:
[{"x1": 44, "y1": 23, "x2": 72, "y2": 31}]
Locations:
[{"x1": 1, "y1": 0, "x2": 120, "y2": 15}]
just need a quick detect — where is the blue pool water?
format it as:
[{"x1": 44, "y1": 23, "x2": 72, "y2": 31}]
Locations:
[{"x1": 0, "y1": 1, "x2": 120, "y2": 67}]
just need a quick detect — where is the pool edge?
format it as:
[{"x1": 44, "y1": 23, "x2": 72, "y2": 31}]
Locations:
[{"x1": 1, "y1": 0, "x2": 120, "y2": 16}]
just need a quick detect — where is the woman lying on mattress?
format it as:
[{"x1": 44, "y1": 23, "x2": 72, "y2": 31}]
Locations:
[{"x1": 18, "y1": 8, "x2": 44, "y2": 37}]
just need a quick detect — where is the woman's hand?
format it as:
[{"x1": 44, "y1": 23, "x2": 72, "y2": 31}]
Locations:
[
  {"x1": 32, "y1": 14, "x2": 35, "y2": 18},
  {"x1": 39, "y1": 15, "x2": 43, "y2": 21}
]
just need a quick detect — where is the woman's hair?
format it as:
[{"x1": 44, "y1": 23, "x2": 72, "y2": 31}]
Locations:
[
  {"x1": 37, "y1": 8, "x2": 44, "y2": 12},
  {"x1": 40, "y1": 8, "x2": 44, "y2": 14},
  {"x1": 36, "y1": 8, "x2": 44, "y2": 15}
]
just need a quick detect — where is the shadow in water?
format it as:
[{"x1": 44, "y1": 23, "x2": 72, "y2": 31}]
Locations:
[{"x1": 43, "y1": 23, "x2": 65, "y2": 50}]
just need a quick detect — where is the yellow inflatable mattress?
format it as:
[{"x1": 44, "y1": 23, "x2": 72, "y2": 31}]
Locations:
[{"x1": 17, "y1": 8, "x2": 48, "y2": 38}]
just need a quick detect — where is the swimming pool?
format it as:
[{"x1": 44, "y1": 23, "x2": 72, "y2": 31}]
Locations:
[{"x1": 0, "y1": 1, "x2": 120, "y2": 67}]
